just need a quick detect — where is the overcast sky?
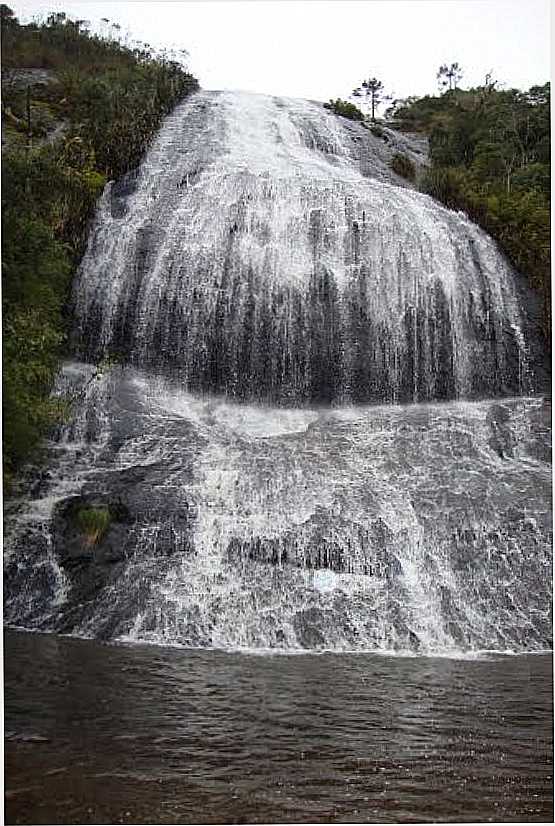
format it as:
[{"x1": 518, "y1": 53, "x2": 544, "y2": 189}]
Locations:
[{"x1": 10, "y1": 0, "x2": 552, "y2": 103}]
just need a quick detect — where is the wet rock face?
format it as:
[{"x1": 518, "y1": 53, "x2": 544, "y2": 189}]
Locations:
[
  {"x1": 226, "y1": 514, "x2": 401, "y2": 577},
  {"x1": 487, "y1": 404, "x2": 516, "y2": 459},
  {"x1": 4, "y1": 68, "x2": 55, "y2": 89},
  {"x1": 40, "y1": 460, "x2": 199, "y2": 637},
  {"x1": 110, "y1": 169, "x2": 140, "y2": 218},
  {"x1": 54, "y1": 496, "x2": 131, "y2": 565},
  {"x1": 338, "y1": 116, "x2": 429, "y2": 186},
  {"x1": 2, "y1": 365, "x2": 552, "y2": 653},
  {"x1": 487, "y1": 397, "x2": 552, "y2": 463},
  {"x1": 46, "y1": 495, "x2": 134, "y2": 636}
]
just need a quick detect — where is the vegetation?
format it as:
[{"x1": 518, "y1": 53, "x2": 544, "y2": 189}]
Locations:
[
  {"x1": 369, "y1": 124, "x2": 387, "y2": 140},
  {"x1": 1, "y1": 6, "x2": 198, "y2": 490},
  {"x1": 75, "y1": 506, "x2": 112, "y2": 545},
  {"x1": 437, "y1": 62, "x2": 463, "y2": 92},
  {"x1": 389, "y1": 77, "x2": 550, "y2": 342},
  {"x1": 324, "y1": 98, "x2": 364, "y2": 122},
  {"x1": 390, "y1": 152, "x2": 416, "y2": 181},
  {"x1": 352, "y1": 77, "x2": 390, "y2": 121},
  {"x1": 67, "y1": 496, "x2": 129, "y2": 546}
]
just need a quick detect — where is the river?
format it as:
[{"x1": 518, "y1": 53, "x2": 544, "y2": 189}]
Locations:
[{"x1": 4, "y1": 630, "x2": 553, "y2": 824}]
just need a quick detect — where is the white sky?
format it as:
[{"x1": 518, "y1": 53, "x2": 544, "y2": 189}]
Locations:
[{"x1": 9, "y1": 0, "x2": 552, "y2": 103}]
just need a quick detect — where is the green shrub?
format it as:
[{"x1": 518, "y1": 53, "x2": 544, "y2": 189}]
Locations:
[
  {"x1": 390, "y1": 152, "x2": 416, "y2": 180},
  {"x1": 75, "y1": 506, "x2": 112, "y2": 545},
  {"x1": 324, "y1": 98, "x2": 364, "y2": 122},
  {"x1": 2, "y1": 146, "x2": 106, "y2": 489},
  {"x1": 421, "y1": 166, "x2": 551, "y2": 338}
]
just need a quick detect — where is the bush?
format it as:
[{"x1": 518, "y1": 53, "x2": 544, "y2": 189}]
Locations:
[
  {"x1": 324, "y1": 98, "x2": 364, "y2": 122},
  {"x1": 2, "y1": 205, "x2": 72, "y2": 487},
  {"x1": 390, "y1": 152, "x2": 416, "y2": 180},
  {"x1": 370, "y1": 124, "x2": 388, "y2": 141},
  {"x1": 2, "y1": 145, "x2": 106, "y2": 488}
]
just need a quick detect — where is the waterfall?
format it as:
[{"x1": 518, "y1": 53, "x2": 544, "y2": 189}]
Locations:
[
  {"x1": 4, "y1": 91, "x2": 551, "y2": 654},
  {"x1": 72, "y1": 91, "x2": 533, "y2": 404}
]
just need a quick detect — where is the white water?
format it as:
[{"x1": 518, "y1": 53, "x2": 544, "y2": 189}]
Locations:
[
  {"x1": 73, "y1": 91, "x2": 531, "y2": 404},
  {"x1": 4, "y1": 364, "x2": 551, "y2": 654},
  {"x1": 3, "y1": 91, "x2": 550, "y2": 654}
]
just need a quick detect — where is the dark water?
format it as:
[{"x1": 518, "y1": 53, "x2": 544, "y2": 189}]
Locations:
[{"x1": 4, "y1": 630, "x2": 553, "y2": 824}]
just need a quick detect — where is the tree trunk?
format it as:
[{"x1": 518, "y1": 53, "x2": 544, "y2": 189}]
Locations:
[{"x1": 26, "y1": 85, "x2": 31, "y2": 148}]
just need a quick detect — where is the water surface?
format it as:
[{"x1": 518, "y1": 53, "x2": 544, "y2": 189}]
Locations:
[{"x1": 4, "y1": 630, "x2": 553, "y2": 824}]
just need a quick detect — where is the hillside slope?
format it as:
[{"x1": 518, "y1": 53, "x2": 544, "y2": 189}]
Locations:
[{"x1": 1, "y1": 6, "x2": 199, "y2": 489}]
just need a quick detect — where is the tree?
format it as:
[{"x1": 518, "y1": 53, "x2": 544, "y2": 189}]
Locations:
[
  {"x1": 0, "y1": 4, "x2": 16, "y2": 25},
  {"x1": 437, "y1": 63, "x2": 463, "y2": 92},
  {"x1": 352, "y1": 77, "x2": 390, "y2": 121},
  {"x1": 46, "y1": 11, "x2": 66, "y2": 26}
]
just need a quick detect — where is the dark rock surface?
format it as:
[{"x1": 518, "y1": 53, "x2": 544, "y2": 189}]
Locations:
[{"x1": 337, "y1": 115, "x2": 429, "y2": 187}]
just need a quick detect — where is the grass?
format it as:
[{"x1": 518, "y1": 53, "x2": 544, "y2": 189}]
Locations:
[{"x1": 75, "y1": 506, "x2": 112, "y2": 545}]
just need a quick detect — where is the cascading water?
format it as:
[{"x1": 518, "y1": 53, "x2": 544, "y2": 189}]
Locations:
[
  {"x1": 4, "y1": 90, "x2": 551, "y2": 654},
  {"x1": 72, "y1": 91, "x2": 535, "y2": 403}
]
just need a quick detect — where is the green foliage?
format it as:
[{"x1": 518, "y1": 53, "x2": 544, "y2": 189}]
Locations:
[
  {"x1": 369, "y1": 124, "x2": 387, "y2": 140},
  {"x1": 2, "y1": 203, "x2": 72, "y2": 487},
  {"x1": 1, "y1": 8, "x2": 198, "y2": 178},
  {"x1": 397, "y1": 81, "x2": 551, "y2": 342},
  {"x1": 2, "y1": 143, "x2": 105, "y2": 487},
  {"x1": 437, "y1": 63, "x2": 463, "y2": 92},
  {"x1": 75, "y1": 506, "x2": 112, "y2": 545},
  {"x1": 2, "y1": 7, "x2": 198, "y2": 488},
  {"x1": 324, "y1": 98, "x2": 364, "y2": 122},
  {"x1": 390, "y1": 152, "x2": 416, "y2": 181},
  {"x1": 352, "y1": 76, "x2": 390, "y2": 121}
]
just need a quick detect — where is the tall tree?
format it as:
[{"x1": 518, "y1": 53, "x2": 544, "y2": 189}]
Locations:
[
  {"x1": 352, "y1": 77, "x2": 390, "y2": 121},
  {"x1": 437, "y1": 62, "x2": 463, "y2": 92}
]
